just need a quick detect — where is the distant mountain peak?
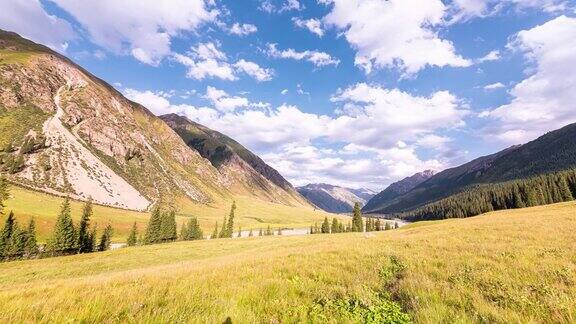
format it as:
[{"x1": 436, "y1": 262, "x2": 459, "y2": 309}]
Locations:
[{"x1": 297, "y1": 183, "x2": 376, "y2": 213}]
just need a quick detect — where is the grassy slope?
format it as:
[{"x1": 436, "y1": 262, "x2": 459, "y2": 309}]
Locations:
[
  {"x1": 0, "y1": 202, "x2": 575, "y2": 322},
  {"x1": 2, "y1": 186, "x2": 338, "y2": 242}
]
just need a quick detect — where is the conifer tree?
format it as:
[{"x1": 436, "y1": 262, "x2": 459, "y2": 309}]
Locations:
[
  {"x1": 180, "y1": 220, "x2": 189, "y2": 241},
  {"x1": 277, "y1": 227, "x2": 282, "y2": 235},
  {"x1": 248, "y1": 229, "x2": 253, "y2": 237},
  {"x1": 160, "y1": 210, "x2": 177, "y2": 242},
  {"x1": 77, "y1": 199, "x2": 93, "y2": 253},
  {"x1": 384, "y1": 222, "x2": 392, "y2": 231},
  {"x1": 394, "y1": 222, "x2": 399, "y2": 229},
  {"x1": 190, "y1": 217, "x2": 203, "y2": 240},
  {"x1": 0, "y1": 176, "x2": 8, "y2": 215},
  {"x1": 375, "y1": 218, "x2": 382, "y2": 231},
  {"x1": 331, "y1": 218, "x2": 339, "y2": 233},
  {"x1": 352, "y1": 202, "x2": 363, "y2": 232},
  {"x1": 265, "y1": 225, "x2": 272, "y2": 236},
  {"x1": 258, "y1": 228, "x2": 263, "y2": 236},
  {"x1": 211, "y1": 222, "x2": 219, "y2": 239},
  {"x1": 237, "y1": 227, "x2": 242, "y2": 238},
  {"x1": 226, "y1": 202, "x2": 236, "y2": 238},
  {"x1": 6, "y1": 225, "x2": 25, "y2": 259},
  {"x1": 88, "y1": 225, "x2": 97, "y2": 252},
  {"x1": 98, "y1": 224, "x2": 113, "y2": 251},
  {"x1": 51, "y1": 197, "x2": 76, "y2": 253},
  {"x1": 321, "y1": 216, "x2": 330, "y2": 234},
  {"x1": 219, "y1": 215, "x2": 228, "y2": 238},
  {"x1": 0, "y1": 210, "x2": 16, "y2": 257},
  {"x1": 24, "y1": 218, "x2": 38, "y2": 257},
  {"x1": 127, "y1": 222, "x2": 138, "y2": 246},
  {"x1": 144, "y1": 208, "x2": 162, "y2": 244}
]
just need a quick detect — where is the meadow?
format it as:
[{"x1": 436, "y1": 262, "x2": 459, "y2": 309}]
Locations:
[
  {"x1": 0, "y1": 201, "x2": 574, "y2": 322},
  {"x1": 2, "y1": 185, "x2": 339, "y2": 242}
]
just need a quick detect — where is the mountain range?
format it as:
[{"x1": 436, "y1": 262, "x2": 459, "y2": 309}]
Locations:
[
  {"x1": 296, "y1": 183, "x2": 376, "y2": 213},
  {"x1": 364, "y1": 122, "x2": 576, "y2": 216},
  {"x1": 0, "y1": 30, "x2": 309, "y2": 211}
]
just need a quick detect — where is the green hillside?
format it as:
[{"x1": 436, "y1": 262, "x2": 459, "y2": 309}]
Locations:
[
  {"x1": 0, "y1": 202, "x2": 574, "y2": 322},
  {"x1": 369, "y1": 123, "x2": 576, "y2": 217}
]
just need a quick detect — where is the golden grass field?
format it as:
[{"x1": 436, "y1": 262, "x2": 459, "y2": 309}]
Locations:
[
  {"x1": 2, "y1": 185, "x2": 340, "y2": 242},
  {"x1": 0, "y1": 200, "x2": 575, "y2": 322}
]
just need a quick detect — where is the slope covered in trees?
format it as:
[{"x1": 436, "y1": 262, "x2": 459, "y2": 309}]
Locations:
[{"x1": 368, "y1": 122, "x2": 576, "y2": 218}]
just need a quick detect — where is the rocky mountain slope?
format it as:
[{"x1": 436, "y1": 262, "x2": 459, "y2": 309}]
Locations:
[
  {"x1": 0, "y1": 30, "x2": 309, "y2": 210},
  {"x1": 362, "y1": 170, "x2": 435, "y2": 213},
  {"x1": 161, "y1": 114, "x2": 308, "y2": 206},
  {"x1": 367, "y1": 122, "x2": 576, "y2": 214},
  {"x1": 297, "y1": 183, "x2": 376, "y2": 213}
]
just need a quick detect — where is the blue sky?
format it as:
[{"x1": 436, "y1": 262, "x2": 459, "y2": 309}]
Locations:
[{"x1": 2, "y1": 0, "x2": 576, "y2": 190}]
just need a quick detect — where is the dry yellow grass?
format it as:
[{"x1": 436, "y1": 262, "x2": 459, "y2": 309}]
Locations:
[{"x1": 0, "y1": 201, "x2": 575, "y2": 322}]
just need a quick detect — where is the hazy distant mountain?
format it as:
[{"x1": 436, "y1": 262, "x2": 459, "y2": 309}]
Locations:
[
  {"x1": 297, "y1": 183, "x2": 376, "y2": 213},
  {"x1": 363, "y1": 170, "x2": 435, "y2": 213}
]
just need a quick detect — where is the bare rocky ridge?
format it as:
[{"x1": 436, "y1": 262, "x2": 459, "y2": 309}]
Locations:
[{"x1": 0, "y1": 30, "x2": 308, "y2": 210}]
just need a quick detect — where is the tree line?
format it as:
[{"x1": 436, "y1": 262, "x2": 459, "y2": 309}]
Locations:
[
  {"x1": 310, "y1": 202, "x2": 399, "y2": 234},
  {"x1": 403, "y1": 169, "x2": 576, "y2": 221},
  {"x1": 0, "y1": 178, "x2": 114, "y2": 262}
]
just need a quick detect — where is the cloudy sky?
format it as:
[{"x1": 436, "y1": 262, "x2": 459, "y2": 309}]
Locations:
[{"x1": 2, "y1": 0, "x2": 576, "y2": 190}]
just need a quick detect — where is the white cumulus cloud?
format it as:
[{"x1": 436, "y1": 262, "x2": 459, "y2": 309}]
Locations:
[{"x1": 266, "y1": 43, "x2": 339, "y2": 67}]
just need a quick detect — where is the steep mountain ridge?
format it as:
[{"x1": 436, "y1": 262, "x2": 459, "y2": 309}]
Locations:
[
  {"x1": 368, "y1": 123, "x2": 576, "y2": 214},
  {"x1": 362, "y1": 170, "x2": 435, "y2": 213},
  {"x1": 161, "y1": 113, "x2": 308, "y2": 206},
  {"x1": 0, "y1": 30, "x2": 308, "y2": 210},
  {"x1": 297, "y1": 183, "x2": 376, "y2": 213}
]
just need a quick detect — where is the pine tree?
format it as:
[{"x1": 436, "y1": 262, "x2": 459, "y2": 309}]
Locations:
[
  {"x1": 98, "y1": 224, "x2": 113, "y2": 251},
  {"x1": 180, "y1": 220, "x2": 189, "y2": 241},
  {"x1": 331, "y1": 218, "x2": 339, "y2": 233},
  {"x1": 384, "y1": 222, "x2": 392, "y2": 230},
  {"x1": 226, "y1": 202, "x2": 236, "y2": 238},
  {"x1": 77, "y1": 200, "x2": 93, "y2": 253},
  {"x1": 0, "y1": 176, "x2": 9, "y2": 215},
  {"x1": 51, "y1": 197, "x2": 76, "y2": 253},
  {"x1": 237, "y1": 227, "x2": 242, "y2": 238},
  {"x1": 352, "y1": 202, "x2": 363, "y2": 232},
  {"x1": 190, "y1": 218, "x2": 203, "y2": 240},
  {"x1": 321, "y1": 216, "x2": 330, "y2": 233},
  {"x1": 248, "y1": 229, "x2": 253, "y2": 237},
  {"x1": 309, "y1": 224, "x2": 314, "y2": 234},
  {"x1": 219, "y1": 215, "x2": 228, "y2": 238},
  {"x1": 0, "y1": 211, "x2": 16, "y2": 257},
  {"x1": 127, "y1": 222, "x2": 138, "y2": 246},
  {"x1": 24, "y1": 218, "x2": 38, "y2": 257},
  {"x1": 88, "y1": 225, "x2": 97, "y2": 253},
  {"x1": 160, "y1": 210, "x2": 177, "y2": 242},
  {"x1": 394, "y1": 222, "x2": 399, "y2": 229},
  {"x1": 6, "y1": 225, "x2": 25, "y2": 259},
  {"x1": 258, "y1": 228, "x2": 263, "y2": 236},
  {"x1": 375, "y1": 218, "x2": 382, "y2": 231},
  {"x1": 144, "y1": 208, "x2": 162, "y2": 244},
  {"x1": 277, "y1": 227, "x2": 282, "y2": 235},
  {"x1": 265, "y1": 225, "x2": 272, "y2": 236},
  {"x1": 211, "y1": 222, "x2": 219, "y2": 239}
]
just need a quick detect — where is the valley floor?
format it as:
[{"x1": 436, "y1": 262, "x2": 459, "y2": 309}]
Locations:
[
  {"x1": 3, "y1": 185, "x2": 340, "y2": 242},
  {"x1": 0, "y1": 202, "x2": 575, "y2": 322}
]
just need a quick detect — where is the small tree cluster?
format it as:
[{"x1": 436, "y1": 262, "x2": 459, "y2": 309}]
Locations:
[
  {"x1": 49, "y1": 197, "x2": 107, "y2": 255},
  {"x1": 219, "y1": 202, "x2": 236, "y2": 238},
  {"x1": 144, "y1": 208, "x2": 177, "y2": 244},
  {"x1": 180, "y1": 217, "x2": 203, "y2": 241},
  {"x1": 0, "y1": 212, "x2": 38, "y2": 261}
]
